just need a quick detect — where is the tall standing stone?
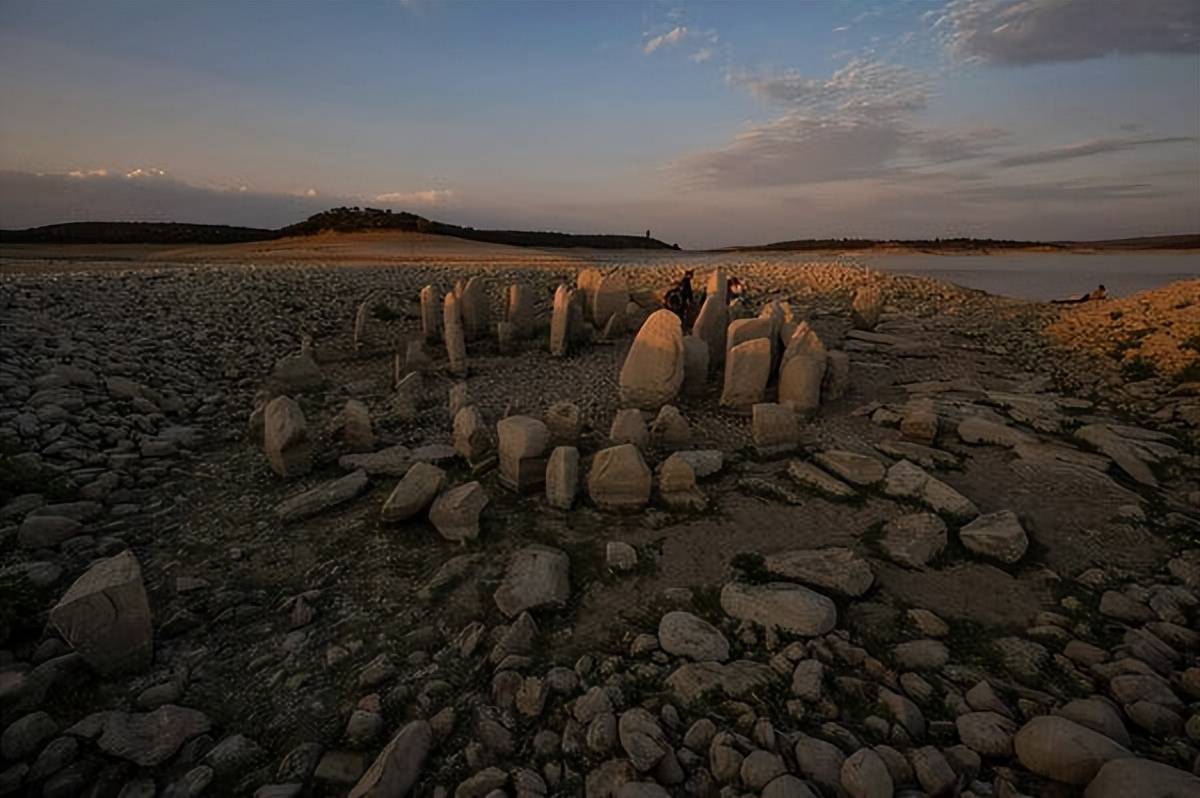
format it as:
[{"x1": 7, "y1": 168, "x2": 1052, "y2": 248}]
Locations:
[
  {"x1": 420, "y1": 285, "x2": 440, "y2": 343},
  {"x1": 263, "y1": 396, "x2": 312, "y2": 478},
  {"x1": 443, "y1": 293, "x2": 467, "y2": 376},
  {"x1": 778, "y1": 322, "x2": 827, "y2": 415},
  {"x1": 497, "y1": 415, "x2": 551, "y2": 492},
  {"x1": 353, "y1": 301, "x2": 370, "y2": 350},
  {"x1": 550, "y1": 284, "x2": 574, "y2": 357},
  {"x1": 706, "y1": 267, "x2": 727, "y2": 304},
  {"x1": 577, "y1": 268, "x2": 603, "y2": 321},
  {"x1": 506, "y1": 283, "x2": 535, "y2": 338},
  {"x1": 49, "y1": 550, "x2": 153, "y2": 675},
  {"x1": 720, "y1": 338, "x2": 771, "y2": 412},
  {"x1": 693, "y1": 293, "x2": 728, "y2": 368},
  {"x1": 460, "y1": 276, "x2": 490, "y2": 341},
  {"x1": 546, "y1": 446, "x2": 580, "y2": 510},
  {"x1": 592, "y1": 274, "x2": 629, "y2": 329},
  {"x1": 852, "y1": 284, "x2": 884, "y2": 330},
  {"x1": 618, "y1": 309, "x2": 685, "y2": 410}
]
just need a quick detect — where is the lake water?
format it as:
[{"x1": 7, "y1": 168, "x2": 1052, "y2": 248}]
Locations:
[{"x1": 855, "y1": 252, "x2": 1198, "y2": 301}]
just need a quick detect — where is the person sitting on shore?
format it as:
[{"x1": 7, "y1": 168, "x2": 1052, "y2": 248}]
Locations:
[
  {"x1": 663, "y1": 269, "x2": 697, "y2": 321},
  {"x1": 728, "y1": 276, "x2": 745, "y2": 302},
  {"x1": 1053, "y1": 283, "x2": 1108, "y2": 304}
]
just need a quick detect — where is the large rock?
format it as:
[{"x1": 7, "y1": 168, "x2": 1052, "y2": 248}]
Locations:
[
  {"x1": 609, "y1": 409, "x2": 649, "y2": 448},
  {"x1": 787, "y1": 461, "x2": 856, "y2": 499},
  {"x1": 497, "y1": 415, "x2": 550, "y2": 492},
  {"x1": 335, "y1": 399, "x2": 375, "y2": 453},
  {"x1": 1013, "y1": 716, "x2": 1132, "y2": 786},
  {"x1": 658, "y1": 454, "x2": 706, "y2": 512},
  {"x1": 592, "y1": 274, "x2": 629, "y2": 329},
  {"x1": 18, "y1": 515, "x2": 82, "y2": 549},
  {"x1": 778, "y1": 323, "x2": 827, "y2": 414},
  {"x1": 428, "y1": 482, "x2": 488, "y2": 542},
  {"x1": 494, "y1": 545, "x2": 570, "y2": 618},
  {"x1": 275, "y1": 470, "x2": 369, "y2": 523},
  {"x1": 49, "y1": 550, "x2": 152, "y2": 675},
  {"x1": 764, "y1": 548, "x2": 874, "y2": 597},
  {"x1": 618, "y1": 708, "x2": 669, "y2": 771},
  {"x1": 692, "y1": 294, "x2": 728, "y2": 367},
  {"x1": 68, "y1": 705, "x2": 210, "y2": 767},
  {"x1": 959, "y1": 510, "x2": 1029, "y2": 564},
  {"x1": 884, "y1": 460, "x2": 979, "y2": 521},
  {"x1": 1084, "y1": 758, "x2": 1200, "y2": 798},
  {"x1": 752, "y1": 403, "x2": 798, "y2": 456},
  {"x1": 545, "y1": 446, "x2": 580, "y2": 510},
  {"x1": 720, "y1": 338, "x2": 771, "y2": 412},
  {"x1": 263, "y1": 396, "x2": 312, "y2": 478},
  {"x1": 619, "y1": 310, "x2": 685, "y2": 410},
  {"x1": 649, "y1": 406, "x2": 690, "y2": 450},
  {"x1": 840, "y1": 747, "x2": 892, "y2": 798},
  {"x1": 1076, "y1": 424, "x2": 1159, "y2": 487},
  {"x1": 956, "y1": 711, "x2": 1018, "y2": 757},
  {"x1": 588, "y1": 444, "x2": 652, "y2": 512},
  {"x1": 880, "y1": 513, "x2": 947, "y2": 568},
  {"x1": 657, "y1": 611, "x2": 729, "y2": 662},
  {"x1": 340, "y1": 445, "x2": 414, "y2": 477},
  {"x1": 851, "y1": 285, "x2": 883, "y2": 330},
  {"x1": 349, "y1": 720, "x2": 432, "y2": 798},
  {"x1": 381, "y1": 463, "x2": 446, "y2": 523},
  {"x1": 720, "y1": 582, "x2": 836, "y2": 636},
  {"x1": 271, "y1": 351, "x2": 324, "y2": 393},
  {"x1": 544, "y1": 401, "x2": 582, "y2": 445}
]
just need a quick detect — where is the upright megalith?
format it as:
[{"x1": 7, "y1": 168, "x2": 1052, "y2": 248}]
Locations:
[
  {"x1": 334, "y1": 399, "x2": 375, "y2": 453},
  {"x1": 720, "y1": 338, "x2": 771, "y2": 412},
  {"x1": 852, "y1": 284, "x2": 884, "y2": 330},
  {"x1": 592, "y1": 273, "x2": 629, "y2": 329},
  {"x1": 577, "y1": 267, "x2": 603, "y2": 321},
  {"x1": 610, "y1": 408, "x2": 649, "y2": 448},
  {"x1": 443, "y1": 293, "x2": 467, "y2": 376},
  {"x1": 588, "y1": 444, "x2": 652, "y2": 511},
  {"x1": 460, "y1": 276, "x2": 490, "y2": 341},
  {"x1": 453, "y1": 405, "x2": 493, "y2": 465},
  {"x1": 49, "y1": 550, "x2": 153, "y2": 675},
  {"x1": 550, "y1": 284, "x2": 575, "y2": 357},
  {"x1": 682, "y1": 336, "x2": 709, "y2": 398},
  {"x1": 545, "y1": 446, "x2": 580, "y2": 510},
  {"x1": 420, "y1": 284, "x2": 441, "y2": 343},
  {"x1": 693, "y1": 293, "x2": 728, "y2": 368},
  {"x1": 706, "y1": 267, "x2": 728, "y2": 304},
  {"x1": 506, "y1": 283, "x2": 535, "y2": 339},
  {"x1": 497, "y1": 415, "x2": 551, "y2": 492},
  {"x1": 778, "y1": 322, "x2": 827, "y2": 414},
  {"x1": 271, "y1": 349, "x2": 324, "y2": 394},
  {"x1": 353, "y1": 300, "x2": 370, "y2": 350},
  {"x1": 618, "y1": 309, "x2": 685, "y2": 410},
  {"x1": 263, "y1": 396, "x2": 312, "y2": 478}
]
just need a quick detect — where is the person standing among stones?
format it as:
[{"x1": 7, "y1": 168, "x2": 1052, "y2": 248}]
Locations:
[{"x1": 663, "y1": 269, "x2": 697, "y2": 326}]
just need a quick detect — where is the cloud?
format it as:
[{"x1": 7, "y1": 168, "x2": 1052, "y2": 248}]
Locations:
[
  {"x1": 935, "y1": 0, "x2": 1200, "y2": 65},
  {"x1": 994, "y1": 135, "x2": 1197, "y2": 167},
  {"x1": 375, "y1": 189, "x2": 457, "y2": 206},
  {"x1": 643, "y1": 26, "x2": 688, "y2": 55},
  {"x1": 689, "y1": 47, "x2": 714, "y2": 63},
  {"x1": 725, "y1": 58, "x2": 929, "y2": 117}
]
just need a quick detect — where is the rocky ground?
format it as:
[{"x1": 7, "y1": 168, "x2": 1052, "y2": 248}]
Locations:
[{"x1": 1, "y1": 253, "x2": 1198, "y2": 798}]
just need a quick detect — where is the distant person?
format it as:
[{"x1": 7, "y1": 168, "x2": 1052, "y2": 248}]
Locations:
[
  {"x1": 1053, "y1": 283, "x2": 1108, "y2": 304},
  {"x1": 1088, "y1": 283, "x2": 1108, "y2": 301},
  {"x1": 727, "y1": 276, "x2": 745, "y2": 302},
  {"x1": 663, "y1": 269, "x2": 697, "y2": 322}
]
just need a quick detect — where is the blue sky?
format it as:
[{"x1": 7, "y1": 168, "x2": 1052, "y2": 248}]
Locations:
[{"x1": 0, "y1": 0, "x2": 1197, "y2": 246}]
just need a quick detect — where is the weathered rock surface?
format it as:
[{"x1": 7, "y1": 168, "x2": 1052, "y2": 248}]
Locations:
[
  {"x1": 381, "y1": 463, "x2": 446, "y2": 523},
  {"x1": 263, "y1": 396, "x2": 312, "y2": 478},
  {"x1": 348, "y1": 720, "x2": 432, "y2": 798},
  {"x1": 276, "y1": 470, "x2": 369, "y2": 523},
  {"x1": 884, "y1": 460, "x2": 979, "y2": 521},
  {"x1": 959, "y1": 509, "x2": 1029, "y2": 564},
  {"x1": 657, "y1": 611, "x2": 729, "y2": 662},
  {"x1": 764, "y1": 548, "x2": 874, "y2": 597},
  {"x1": 494, "y1": 545, "x2": 570, "y2": 617},
  {"x1": 1013, "y1": 716, "x2": 1132, "y2": 786},
  {"x1": 619, "y1": 310, "x2": 684, "y2": 409},
  {"x1": 49, "y1": 550, "x2": 153, "y2": 675},
  {"x1": 428, "y1": 481, "x2": 489, "y2": 542},
  {"x1": 588, "y1": 444, "x2": 652, "y2": 511},
  {"x1": 720, "y1": 582, "x2": 837, "y2": 636}
]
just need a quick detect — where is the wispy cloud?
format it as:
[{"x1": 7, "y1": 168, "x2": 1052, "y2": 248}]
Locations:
[
  {"x1": 643, "y1": 26, "x2": 688, "y2": 55},
  {"x1": 934, "y1": 0, "x2": 1200, "y2": 65},
  {"x1": 995, "y1": 136, "x2": 1197, "y2": 167},
  {"x1": 375, "y1": 189, "x2": 457, "y2": 206},
  {"x1": 689, "y1": 47, "x2": 714, "y2": 63},
  {"x1": 725, "y1": 58, "x2": 930, "y2": 117}
]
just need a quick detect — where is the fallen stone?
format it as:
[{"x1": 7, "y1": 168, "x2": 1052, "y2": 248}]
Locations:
[
  {"x1": 545, "y1": 446, "x2": 580, "y2": 510},
  {"x1": 657, "y1": 611, "x2": 729, "y2": 662},
  {"x1": 494, "y1": 545, "x2": 570, "y2": 617},
  {"x1": 49, "y1": 550, "x2": 152, "y2": 676},
  {"x1": 720, "y1": 581, "x2": 836, "y2": 636},
  {"x1": 381, "y1": 463, "x2": 446, "y2": 523},
  {"x1": 348, "y1": 720, "x2": 432, "y2": 798},
  {"x1": 764, "y1": 548, "x2": 874, "y2": 597},
  {"x1": 786, "y1": 461, "x2": 855, "y2": 499},
  {"x1": 880, "y1": 513, "x2": 947, "y2": 568},
  {"x1": 428, "y1": 481, "x2": 488, "y2": 542},
  {"x1": 884, "y1": 460, "x2": 978, "y2": 521},
  {"x1": 275, "y1": 470, "x2": 369, "y2": 523},
  {"x1": 813, "y1": 450, "x2": 885, "y2": 486},
  {"x1": 959, "y1": 510, "x2": 1029, "y2": 564}
]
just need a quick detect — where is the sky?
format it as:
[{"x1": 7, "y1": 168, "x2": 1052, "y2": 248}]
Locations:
[{"x1": 0, "y1": 0, "x2": 1197, "y2": 247}]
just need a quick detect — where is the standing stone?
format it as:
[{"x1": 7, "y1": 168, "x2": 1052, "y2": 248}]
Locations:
[
  {"x1": 901, "y1": 399, "x2": 939, "y2": 445},
  {"x1": 263, "y1": 396, "x2": 312, "y2": 478},
  {"x1": 449, "y1": 382, "x2": 471, "y2": 419},
  {"x1": 752, "y1": 403, "x2": 799, "y2": 457},
  {"x1": 550, "y1": 284, "x2": 574, "y2": 357},
  {"x1": 692, "y1": 294, "x2": 728, "y2": 368},
  {"x1": 720, "y1": 338, "x2": 771, "y2": 412},
  {"x1": 453, "y1": 406, "x2": 493, "y2": 465},
  {"x1": 544, "y1": 401, "x2": 582, "y2": 445},
  {"x1": 443, "y1": 294, "x2": 467, "y2": 376},
  {"x1": 619, "y1": 310, "x2": 685, "y2": 410},
  {"x1": 650, "y1": 406, "x2": 690, "y2": 450},
  {"x1": 393, "y1": 372, "x2": 422, "y2": 420},
  {"x1": 599, "y1": 310, "x2": 626, "y2": 341},
  {"x1": 588, "y1": 444, "x2": 652, "y2": 511},
  {"x1": 610, "y1": 409, "x2": 649, "y2": 448},
  {"x1": 460, "y1": 276, "x2": 489, "y2": 341},
  {"x1": 381, "y1": 463, "x2": 446, "y2": 523},
  {"x1": 726, "y1": 317, "x2": 774, "y2": 358},
  {"x1": 592, "y1": 274, "x2": 629, "y2": 329},
  {"x1": 852, "y1": 285, "x2": 884, "y2": 330},
  {"x1": 778, "y1": 323, "x2": 827, "y2": 415},
  {"x1": 49, "y1": 551, "x2": 152, "y2": 675},
  {"x1": 497, "y1": 416, "x2": 551, "y2": 492},
  {"x1": 496, "y1": 321, "x2": 516, "y2": 354},
  {"x1": 336, "y1": 399, "x2": 375, "y2": 453},
  {"x1": 577, "y1": 268, "x2": 603, "y2": 321},
  {"x1": 272, "y1": 349, "x2": 324, "y2": 393},
  {"x1": 420, "y1": 285, "x2": 440, "y2": 343},
  {"x1": 404, "y1": 340, "x2": 431, "y2": 374},
  {"x1": 822, "y1": 350, "x2": 851, "y2": 402},
  {"x1": 353, "y1": 301, "x2": 370, "y2": 350},
  {"x1": 429, "y1": 482, "x2": 489, "y2": 542},
  {"x1": 682, "y1": 336, "x2": 709, "y2": 398},
  {"x1": 494, "y1": 545, "x2": 571, "y2": 617},
  {"x1": 546, "y1": 446, "x2": 580, "y2": 510},
  {"x1": 506, "y1": 283, "x2": 535, "y2": 338},
  {"x1": 659, "y1": 454, "x2": 706, "y2": 512},
  {"x1": 706, "y1": 267, "x2": 727, "y2": 304}
]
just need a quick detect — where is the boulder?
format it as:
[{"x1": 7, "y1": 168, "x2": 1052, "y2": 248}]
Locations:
[
  {"x1": 263, "y1": 396, "x2": 312, "y2": 478},
  {"x1": 48, "y1": 551, "x2": 152, "y2": 675},
  {"x1": 649, "y1": 406, "x2": 690, "y2": 450},
  {"x1": 271, "y1": 351, "x2": 324, "y2": 393},
  {"x1": 588, "y1": 444, "x2": 652, "y2": 512},
  {"x1": 956, "y1": 711, "x2": 1018, "y2": 757},
  {"x1": 619, "y1": 310, "x2": 685, "y2": 410},
  {"x1": 544, "y1": 401, "x2": 582, "y2": 445},
  {"x1": 1013, "y1": 716, "x2": 1132, "y2": 786},
  {"x1": 452, "y1": 405, "x2": 493, "y2": 465},
  {"x1": 275, "y1": 470, "x2": 369, "y2": 523},
  {"x1": 720, "y1": 338, "x2": 771, "y2": 412},
  {"x1": 720, "y1": 582, "x2": 836, "y2": 636},
  {"x1": 657, "y1": 611, "x2": 729, "y2": 662},
  {"x1": 497, "y1": 415, "x2": 550, "y2": 492},
  {"x1": 665, "y1": 661, "x2": 778, "y2": 705},
  {"x1": 335, "y1": 399, "x2": 375, "y2": 453},
  {"x1": 959, "y1": 510, "x2": 1029, "y2": 564},
  {"x1": 851, "y1": 285, "x2": 883, "y2": 330},
  {"x1": 428, "y1": 482, "x2": 488, "y2": 542},
  {"x1": 880, "y1": 513, "x2": 947, "y2": 568},
  {"x1": 778, "y1": 323, "x2": 827, "y2": 414},
  {"x1": 1084, "y1": 757, "x2": 1200, "y2": 798},
  {"x1": 618, "y1": 708, "x2": 669, "y2": 771},
  {"x1": 764, "y1": 548, "x2": 874, "y2": 597},
  {"x1": 610, "y1": 409, "x2": 649, "y2": 448},
  {"x1": 545, "y1": 446, "x2": 580, "y2": 510},
  {"x1": 840, "y1": 747, "x2": 892, "y2": 798},
  {"x1": 752, "y1": 403, "x2": 799, "y2": 457},
  {"x1": 381, "y1": 463, "x2": 446, "y2": 523},
  {"x1": 349, "y1": 720, "x2": 432, "y2": 798},
  {"x1": 658, "y1": 454, "x2": 705, "y2": 512},
  {"x1": 494, "y1": 545, "x2": 570, "y2": 618},
  {"x1": 884, "y1": 460, "x2": 979, "y2": 521},
  {"x1": 900, "y1": 399, "x2": 939, "y2": 445},
  {"x1": 18, "y1": 515, "x2": 82, "y2": 549},
  {"x1": 68, "y1": 705, "x2": 210, "y2": 767}
]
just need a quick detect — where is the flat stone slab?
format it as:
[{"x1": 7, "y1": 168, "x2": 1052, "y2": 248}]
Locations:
[
  {"x1": 494, "y1": 545, "x2": 570, "y2": 618},
  {"x1": 813, "y1": 450, "x2": 886, "y2": 486},
  {"x1": 884, "y1": 460, "x2": 978, "y2": 522},
  {"x1": 764, "y1": 548, "x2": 874, "y2": 597},
  {"x1": 664, "y1": 660, "x2": 779, "y2": 705},
  {"x1": 959, "y1": 510, "x2": 1029, "y2": 564},
  {"x1": 720, "y1": 581, "x2": 837, "y2": 636},
  {"x1": 275, "y1": 470, "x2": 369, "y2": 523},
  {"x1": 339, "y1": 445, "x2": 413, "y2": 477},
  {"x1": 68, "y1": 705, "x2": 211, "y2": 767},
  {"x1": 786, "y1": 461, "x2": 856, "y2": 499}
]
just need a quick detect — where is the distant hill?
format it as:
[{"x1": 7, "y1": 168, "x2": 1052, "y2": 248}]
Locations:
[
  {"x1": 0, "y1": 206, "x2": 679, "y2": 250},
  {"x1": 724, "y1": 234, "x2": 1200, "y2": 252}
]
